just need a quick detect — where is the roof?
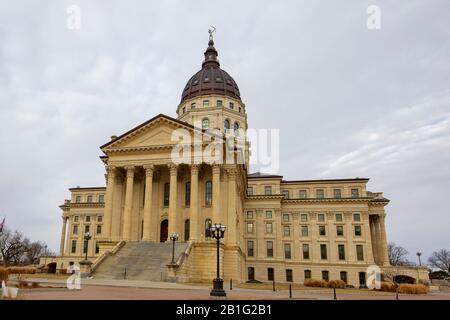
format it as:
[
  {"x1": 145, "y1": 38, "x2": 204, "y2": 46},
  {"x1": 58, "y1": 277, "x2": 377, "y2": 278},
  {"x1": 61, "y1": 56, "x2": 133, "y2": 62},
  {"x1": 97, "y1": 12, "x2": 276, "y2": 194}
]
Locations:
[
  {"x1": 247, "y1": 172, "x2": 283, "y2": 179},
  {"x1": 69, "y1": 187, "x2": 106, "y2": 191},
  {"x1": 281, "y1": 178, "x2": 370, "y2": 184}
]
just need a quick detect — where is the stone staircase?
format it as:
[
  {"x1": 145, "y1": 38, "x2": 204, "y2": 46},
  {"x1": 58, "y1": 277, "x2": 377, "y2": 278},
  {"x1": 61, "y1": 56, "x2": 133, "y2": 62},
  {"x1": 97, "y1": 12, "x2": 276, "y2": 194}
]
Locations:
[{"x1": 92, "y1": 241, "x2": 189, "y2": 281}]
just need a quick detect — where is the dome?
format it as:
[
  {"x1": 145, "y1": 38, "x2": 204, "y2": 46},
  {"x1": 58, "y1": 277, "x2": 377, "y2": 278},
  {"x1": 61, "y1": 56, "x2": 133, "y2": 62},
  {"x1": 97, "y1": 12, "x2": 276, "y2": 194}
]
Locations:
[{"x1": 181, "y1": 39, "x2": 241, "y2": 103}]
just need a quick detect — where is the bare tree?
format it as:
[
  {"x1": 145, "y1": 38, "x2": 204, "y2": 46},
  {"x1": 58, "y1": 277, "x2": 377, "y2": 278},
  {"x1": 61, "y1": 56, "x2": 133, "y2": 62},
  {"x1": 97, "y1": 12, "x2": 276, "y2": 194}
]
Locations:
[
  {"x1": 388, "y1": 242, "x2": 411, "y2": 266},
  {"x1": 25, "y1": 241, "x2": 46, "y2": 265},
  {"x1": 428, "y1": 249, "x2": 450, "y2": 274},
  {"x1": 0, "y1": 228, "x2": 28, "y2": 266}
]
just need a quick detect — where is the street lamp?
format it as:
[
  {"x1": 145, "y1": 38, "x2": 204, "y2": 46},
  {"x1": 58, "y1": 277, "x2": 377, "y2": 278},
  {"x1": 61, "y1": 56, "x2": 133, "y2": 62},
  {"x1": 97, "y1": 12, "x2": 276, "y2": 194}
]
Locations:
[
  {"x1": 84, "y1": 232, "x2": 92, "y2": 261},
  {"x1": 210, "y1": 223, "x2": 226, "y2": 297},
  {"x1": 416, "y1": 252, "x2": 422, "y2": 266},
  {"x1": 169, "y1": 233, "x2": 179, "y2": 265},
  {"x1": 43, "y1": 245, "x2": 48, "y2": 269}
]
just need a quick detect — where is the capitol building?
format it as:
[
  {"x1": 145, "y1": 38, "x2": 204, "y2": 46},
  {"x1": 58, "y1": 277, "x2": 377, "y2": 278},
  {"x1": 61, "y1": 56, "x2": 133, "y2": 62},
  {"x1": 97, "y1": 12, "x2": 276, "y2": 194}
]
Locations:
[{"x1": 43, "y1": 33, "x2": 428, "y2": 287}]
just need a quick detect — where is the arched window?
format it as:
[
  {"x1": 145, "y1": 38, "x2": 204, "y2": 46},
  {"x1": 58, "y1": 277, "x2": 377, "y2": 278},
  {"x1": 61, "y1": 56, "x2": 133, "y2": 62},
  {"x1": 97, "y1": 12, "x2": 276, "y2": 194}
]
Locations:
[
  {"x1": 205, "y1": 219, "x2": 212, "y2": 238},
  {"x1": 164, "y1": 183, "x2": 170, "y2": 206},
  {"x1": 205, "y1": 180, "x2": 212, "y2": 206},
  {"x1": 233, "y1": 122, "x2": 240, "y2": 136},
  {"x1": 202, "y1": 118, "x2": 209, "y2": 130},
  {"x1": 224, "y1": 119, "x2": 230, "y2": 132},
  {"x1": 185, "y1": 181, "x2": 191, "y2": 206},
  {"x1": 184, "y1": 219, "x2": 190, "y2": 241}
]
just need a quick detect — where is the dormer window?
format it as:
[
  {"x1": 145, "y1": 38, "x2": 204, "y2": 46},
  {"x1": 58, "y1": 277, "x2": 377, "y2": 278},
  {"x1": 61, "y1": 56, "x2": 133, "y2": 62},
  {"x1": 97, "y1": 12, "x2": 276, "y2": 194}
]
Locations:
[
  {"x1": 203, "y1": 100, "x2": 209, "y2": 107},
  {"x1": 204, "y1": 76, "x2": 210, "y2": 82},
  {"x1": 191, "y1": 102, "x2": 196, "y2": 109},
  {"x1": 182, "y1": 107, "x2": 186, "y2": 113},
  {"x1": 193, "y1": 79, "x2": 199, "y2": 85},
  {"x1": 217, "y1": 100, "x2": 223, "y2": 107},
  {"x1": 229, "y1": 102, "x2": 234, "y2": 109},
  {"x1": 226, "y1": 79, "x2": 232, "y2": 85},
  {"x1": 216, "y1": 77, "x2": 222, "y2": 82}
]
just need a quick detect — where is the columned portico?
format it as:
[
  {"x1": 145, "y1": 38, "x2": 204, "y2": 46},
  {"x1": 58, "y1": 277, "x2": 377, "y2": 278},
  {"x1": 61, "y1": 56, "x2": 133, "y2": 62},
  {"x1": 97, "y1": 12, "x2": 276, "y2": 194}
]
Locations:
[
  {"x1": 123, "y1": 166, "x2": 135, "y2": 240},
  {"x1": 378, "y1": 214, "x2": 390, "y2": 266},
  {"x1": 168, "y1": 163, "x2": 178, "y2": 236},
  {"x1": 142, "y1": 164, "x2": 154, "y2": 241}
]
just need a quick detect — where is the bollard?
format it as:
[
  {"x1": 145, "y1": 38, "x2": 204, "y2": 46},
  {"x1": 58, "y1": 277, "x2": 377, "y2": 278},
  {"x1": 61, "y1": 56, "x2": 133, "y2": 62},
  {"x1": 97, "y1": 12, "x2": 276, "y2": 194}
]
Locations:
[
  {"x1": 124, "y1": 267, "x2": 127, "y2": 280},
  {"x1": 230, "y1": 279, "x2": 233, "y2": 290},
  {"x1": 333, "y1": 287, "x2": 337, "y2": 300},
  {"x1": 272, "y1": 280, "x2": 275, "y2": 292},
  {"x1": 289, "y1": 284, "x2": 292, "y2": 298}
]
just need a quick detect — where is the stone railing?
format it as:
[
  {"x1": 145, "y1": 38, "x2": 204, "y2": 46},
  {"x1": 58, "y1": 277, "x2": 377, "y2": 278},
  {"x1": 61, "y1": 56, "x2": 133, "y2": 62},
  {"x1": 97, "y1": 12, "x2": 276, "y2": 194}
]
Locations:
[
  {"x1": 91, "y1": 241, "x2": 125, "y2": 272},
  {"x1": 166, "y1": 241, "x2": 193, "y2": 282}
]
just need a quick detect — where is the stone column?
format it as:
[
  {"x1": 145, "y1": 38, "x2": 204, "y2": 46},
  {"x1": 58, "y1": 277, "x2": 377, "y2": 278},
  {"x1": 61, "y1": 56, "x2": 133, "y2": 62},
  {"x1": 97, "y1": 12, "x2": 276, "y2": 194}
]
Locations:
[
  {"x1": 168, "y1": 163, "x2": 178, "y2": 236},
  {"x1": 227, "y1": 168, "x2": 237, "y2": 245},
  {"x1": 379, "y1": 214, "x2": 390, "y2": 266},
  {"x1": 375, "y1": 216, "x2": 383, "y2": 265},
  {"x1": 370, "y1": 217, "x2": 379, "y2": 264},
  {"x1": 212, "y1": 164, "x2": 221, "y2": 224},
  {"x1": 103, "y1": 165, "x2": 116, "y2": 238},
  {"x1": 363, "y1": 214, "x2": 375, "y2": 264},
  {"x1": 142, "y1": 164, "x2": 154, "y2": 241},
  {"x1": 59, "y1": 217, "x2": 67, "y2": 256},
  {"x1": 122, "y1": 166, "x2": 135, "y2": 240},
  {"x1": 189, "y1": 164, "x2": 199, "y2": 241}
]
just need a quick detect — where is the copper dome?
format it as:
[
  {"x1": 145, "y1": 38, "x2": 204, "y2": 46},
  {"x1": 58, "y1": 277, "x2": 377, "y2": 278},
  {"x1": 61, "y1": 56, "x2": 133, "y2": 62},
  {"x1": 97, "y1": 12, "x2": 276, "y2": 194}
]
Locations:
[{"x1": 181, "y1": 39, "x2": 241, "y2": 103}]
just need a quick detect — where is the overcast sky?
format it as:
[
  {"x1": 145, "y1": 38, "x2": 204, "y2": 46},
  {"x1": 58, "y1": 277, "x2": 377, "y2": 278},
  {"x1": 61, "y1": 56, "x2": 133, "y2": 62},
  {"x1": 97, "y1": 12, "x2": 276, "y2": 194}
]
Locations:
[{"x1": 0, "y1": 0, "x2": 449, "y2": 262}]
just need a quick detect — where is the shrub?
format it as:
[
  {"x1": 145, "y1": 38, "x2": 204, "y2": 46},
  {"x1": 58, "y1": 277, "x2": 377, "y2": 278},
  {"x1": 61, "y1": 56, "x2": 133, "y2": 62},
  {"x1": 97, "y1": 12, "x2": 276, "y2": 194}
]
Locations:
[
  {"x1": 398, "y1": 284, "x2": 429, "y2": 294},
  {"x1": 304, "y1": 279, "x2": 329, "y2": 288},
  {"x1": 0, "y1": 267, "x2": 10, "y2": 282},
  {"x1": 328, "y1": 280, "x2": 346, "y2": 289},
  {"x1": 7, "y1": 267, "x2": 36, "y2": 275},
  {"x1": 379, "y1": 281, "x2": 397, "y2": 292}
]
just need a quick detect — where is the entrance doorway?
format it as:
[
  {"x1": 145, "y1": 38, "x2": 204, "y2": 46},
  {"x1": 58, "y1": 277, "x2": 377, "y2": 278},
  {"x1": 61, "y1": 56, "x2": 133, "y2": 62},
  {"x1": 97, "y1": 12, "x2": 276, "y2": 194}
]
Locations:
[{"x1": 160, "y1": 219, "x2": 168, "y2": 242}]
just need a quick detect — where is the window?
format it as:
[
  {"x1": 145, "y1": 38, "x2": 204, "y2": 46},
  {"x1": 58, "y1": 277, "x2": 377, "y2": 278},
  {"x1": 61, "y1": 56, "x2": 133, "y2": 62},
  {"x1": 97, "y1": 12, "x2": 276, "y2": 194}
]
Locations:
[
  {"x1": 304, "y1": 270, "x2": 311, "y2": 280},
  {"x1": 265, "y1": 211, "x2": 272, "y2": 219},
  {"x1": 205, "y1": 181, "x2": 212, "y2": 206},
  {"x1": 286, "y1": 269, "x2": 293, "y2": 282},
  {"x1": 97, "y1": 216, "x2": 103, "y2": 222},
  {"x1": 353, "y1": 213, "x2": 361, "y2": 222},
  {"x1": 338, "y1": 244, "x2": 346, "y2": 260},
  {"x1": 98, "y1": 194, "x2": 104, "y2": 203},
  {"x1": 83, "y1": 240, "x2": 88, "y2": 254},
  {"x1": 322, "y1": 270, "x2": 329, "y2": 281},
  {"x1": 229, "y1": 102, "x2": 234, "y2": 109},
  {"x1": 95, "y1": 242, "x2": 100, "y2": 254},
  {"x1": 356, "y1": 245, "x2": 364, "y2": 261},
  {"x1": 247, "y1": 187, "x2": 253, "y2": 195},
  {"x1": 184, "y1": 219, "x2": 190, "y2": 241},
  {"x1": 267, "y1": 241, "x2": 274, "y2": 257},
  {"x1": 320, "y1": 244, "x2": 327, "y2": 260},
  {"x1": 354, "y1": 225, "x2": 362, "y2": 236},
  {"x1": 247, "y1": 222, "x2": 254, "y2": 233},
  {"x1": 301, "y1": 225, "x2": 309, "y2": 237},
  {"x1": 282, "y1": 190, "x2": 289, "y2": 199},
  {"x1": 217, "y1": 100, "x2": 223, "y2": 107},
  {"x1": 202, "y1": 118, "x2": 209, "y2": 130},
  {"x1": 73, "y1": 225, "x2": 78, "y2": 235},
  {"x1": 74, "y1": 216, "x2": 79, "y2": 222},
  {"x1": 333, "y1": 189, "x2": 342, "y2": 198},
  {"x1": 191, "y1": 102, "x2": 196, "y2": 109},
  {"x1": 266, "y1": 222, "x2": 273, "y2": 234},
  {"x1": 87, "y1": 195, "x2": 92, "y2": 203},
  {"x1": 96, "y1": 225, "x2": 102, "y2": 234},
  {"x1": 224, "y1": 119, "x2": 230, "y2": 132},
  {"x1": 282, "y1": 213, "x2": 290, "y2": 222},
  {"x1": 185, "y1": 182, "x2": 191, "y2": 206},
  {"x1": 85, "y1": 225, "x2": 90, "y2": 233},
  {"x1": 248, "y1": 267, "x2": 255, "y2": 281},
  {"x1": 247, "y1": 241, "x2": 254, "y2": 257},
  {"x1": 86, "y1": 216, "x2": 91, "y2": 222},
  {"x1": 351, "y1": 188, "x2": 359, "y2": 198},
  {"x1": 318, "y1": 213, "x2": 325, "y2": 222},
  {"x1": 71, "y1": 240, "x2": 77, "y2": 253},
  {"x1": 239, "y1": 107, "x2": 242, "y2": 113},
  {"x1": 233, "y1": 122, "x2": 240, "y2": 136},
  {"x1": 335, "y1": 213, "x2": 343, "y2": 222},
  {"x1": 75, "y1": 196, "x2": 81, "y2": 203},
  {"x1": 205, "y1": 219, "x2": 212, "y2": 238},
  {"x1": 164, "y1": 183, "x2": 170, "y2": 206},
  {"x1": 264, "y1": 186, "x2": 272, "y2": 195},
  {"x1": 319, "y1": 225, "x2": 326, "y2": 236},
  {"x1": 283, "y1": 226, "x2": 290, "y2": 237},
  {"x1": 337, "y1": 225, "x2": 344, "y2": 236},
  {"x1": 246, "y1": 211, "x2": 253, "y2": 219},
  {"x1": 203, "y1": 100, "x2": 209, "y2": 107},
  {"x1": 359, "y1": 272, "x2": 366, "y2": 286},
  {"x1": 316, "y1": 189, "x2": 324, "y2": 198},
  {"x1": 340, "y1": 271, "x2": 348, "y2": 284},
  {"x1": 284, "y1": 243, "x2": 291, "y2": 259},
  {"x1": 268, "y1": 268, "x2": 274, "y2": 281},
  {"x1": 299, "y1": 190, "x2": 307, "y2": 198},
  {"x1": 302, "y1": 244, "x2": 310, "y2": 259},
  {"x1": 300, "y1": 214, "x2": 308, "y2": 222},
  {"x1": 182, "y1": 107, "x2": 186, "y2": 113}
]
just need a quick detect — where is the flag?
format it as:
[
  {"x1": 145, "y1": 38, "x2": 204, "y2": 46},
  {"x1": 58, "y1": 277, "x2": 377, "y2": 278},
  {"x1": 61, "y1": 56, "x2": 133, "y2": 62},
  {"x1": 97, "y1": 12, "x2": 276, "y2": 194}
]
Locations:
[{"x1": 0, "y1": 217, "x2": 5, "y2": 232}]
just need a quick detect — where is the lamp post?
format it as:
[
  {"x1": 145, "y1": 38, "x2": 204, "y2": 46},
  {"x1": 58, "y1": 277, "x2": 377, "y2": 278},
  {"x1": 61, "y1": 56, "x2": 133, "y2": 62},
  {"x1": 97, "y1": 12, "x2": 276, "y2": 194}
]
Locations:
[
  {"x1": 416, "y1": 252, "x2": 422, "y2": 266},
  {"x1": 43, "y1": 245, "x2": 48, "y2": 267},
  {"x1": 84, "y1": 232, "x2": 92, "y2": 261},
  {"x1": 169, "y1": 233, "x2": 179, "y2": 265},
  {"x1": 210, "y1": 223, "x2": 226, "y2": 297}
]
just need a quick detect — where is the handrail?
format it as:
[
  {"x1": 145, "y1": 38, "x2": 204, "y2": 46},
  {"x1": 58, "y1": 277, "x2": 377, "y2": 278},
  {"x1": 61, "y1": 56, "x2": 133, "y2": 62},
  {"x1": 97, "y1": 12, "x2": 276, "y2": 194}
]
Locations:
[{"x1": 91, "y1": 241, "x2": 125, "y2": 272}]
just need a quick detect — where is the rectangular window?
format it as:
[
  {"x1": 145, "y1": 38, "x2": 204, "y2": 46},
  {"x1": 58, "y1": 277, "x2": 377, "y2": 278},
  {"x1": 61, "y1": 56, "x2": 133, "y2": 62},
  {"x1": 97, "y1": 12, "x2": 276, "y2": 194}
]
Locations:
[
  {"x1": 319, "y1": 225, "x2": 326, "y2": 236},
  {"x1": 264, "y1": 186, "x2": 272, "y2": 195},
  {"x1": 191, "y1": 102, "x2": 196, "y2": 109},
  {"x1": 336, "y1": 225, "x2": 344, "y2": 236},
  {"x1": 340, "y1": 271, "x2": 348, "y2": 284},
  {"x1": 74, "y1": 215, "x2": 79, "y2": 222},
  {"x1": 217, "y1": 100, "x2": 223, "y2": 107},
  {"x1": 203, "y1": 100, "x2": 209, "y2": 107},
  {"x1": 301, "y1": 225, "x2": 309, "y2": 237},
  {"x1": 282, "y1": 213, "x2": 290, "y2": 222},
  {"x1": 359, "y1": 272, "x2": 366, "y2": 286},
  {"x1": 73, "y1": 225, "x2": 78, "y2": 235},
  {"x1": 246, "y1": 211, "x2": 253, "y2": 219},
  {"x1": 322, "y1": 270, "x2": 329, "y2": 281},
  {"x1": 97, "y1": 216, "x2": 103, "y2": 222},
  {"x1": 338, "y1": 244, "x2": 346, "y2": 260},
  {"x1": 304, "y1": 270, "x2": 311, "y2": 280},
  {"x1": 320, "y1": 244, "x2": 327, "y2": 260},
  {"x1": 300, "y1": 214, "x2": 308, "y2": 222},
  {"x1": 83, "y1": 240, "x2": 88, "y2": 254},
  {"x1": 85, "y1": 225, "x2": 90, "y2": 233},
  {"x1": 284, "y1": 243, "x2": 291, "y2": 259},
  {"x1": 353, "y1": 213, "x2": 361, "y2": 222},
  {"x1": 333, "y1": 189, "x2": 342, "y2": 198},
  {"x1": 265, "y1": 210, "x2": 272, "y2": 219},
  {"x1": 335, "y1": 213, "x2": 343, "y2": 222},
  {"x1": 247, "y1": 187, "x2": 253, "y2": 195},
  {"x1": 229, "y1": 102, "x2": 234, "y2": 109},
  {"x1": 354, "y1": 225, "x2": 362, "y2": 236},
  {"x1": 286, "y1": 269, "x2": 293, "y2": 282},
  {"x1": 267, "y1": 241, "x2": 274, "y2": 257},
  {"x1": 316, "y1": 189, "x2": 324, "y2": 198},
  {"x1": 87, "y1": 195, "x2": 93, "y2": 203},
  {"x1": 75, "y1": 196, "x2": 81, "y2": 203},
  {"x1": 185, "y1": 182, "x2": 191, "y2": 206},
  {"x1": 95, "y1": 242, "x2": 100, "y2": 254},
  {"x1": 356, "y1": 245, "x2": 364, "y2": 261},
  {"x1": 96, "y1": 225, "x2": 102, "y2": 234},
  {"x1": 205, "y1": 181, "x2": 212, "y2": 206},
  {"x1": 302, "y1": 244, "x2": 310, "y2": 259},
  {"x1": 247, "y1": 222, "x2": 254, "y2": 233},
  {"x1": 282, "y1": 190, "x2": 289, "y2": 199},
  {"x1": 299, "y1": 190, "x2": 307, "y2": 199},
  {"x1": 164, "y1": 183, "x2": 170, "y2": 206},
  {"x1": 268, "y1": 268, "x2": 274, "y2": 281},
  {"x1": 351, "y1": 188, "x2": 359, "y2": 198},
  {"x1": 318, "y1": 213, "x2": 325, "y2": 222},
  {"x1": 283, "y1": 225, "x2": 290, "y2": 237},
  {"x1": 85, "y1": 216, "x2": 91, "y2": 222},
  {"x1": 247, "y1": 241, "x2": 254, "y2": 257},
  {"x1": 71, "y1": 240, "x2": 77, "y2": 253},
  {"x1": 266, "y1": 222, "x2": 273, "y2": 234},
  {"x1": 98, "y1": 194, "x2": 104, "y2": 203}
]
